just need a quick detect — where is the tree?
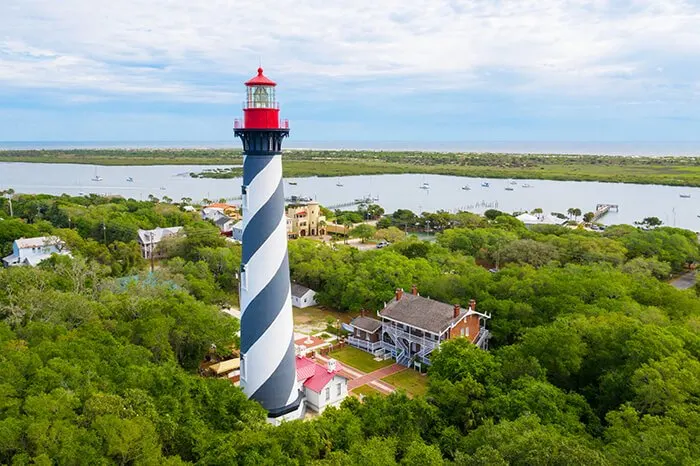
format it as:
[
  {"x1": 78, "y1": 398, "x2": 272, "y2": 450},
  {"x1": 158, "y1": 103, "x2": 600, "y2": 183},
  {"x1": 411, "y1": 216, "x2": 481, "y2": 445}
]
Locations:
[
  {"x1": 583, "y1": 212, "x2": 595, "y2": 223},
  {"x1": 375, "y1": 227, "x2": 405, "y2": 243},
  {"x1": 636, "y1": 217, "x2": 662, "y2": 228}
]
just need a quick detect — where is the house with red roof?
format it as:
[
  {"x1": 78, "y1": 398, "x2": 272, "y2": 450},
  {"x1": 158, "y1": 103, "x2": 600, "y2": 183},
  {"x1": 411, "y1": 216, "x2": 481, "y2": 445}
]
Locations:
[{"x1": 295, "y1": 356, "x2": 348, "y2": 413}]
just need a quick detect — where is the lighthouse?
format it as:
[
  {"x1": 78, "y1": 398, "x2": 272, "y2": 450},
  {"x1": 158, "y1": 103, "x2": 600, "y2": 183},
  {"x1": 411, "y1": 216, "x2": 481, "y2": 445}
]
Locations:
[{"x1": 234, "y1": 68, "x2": 303, "y2": 422}]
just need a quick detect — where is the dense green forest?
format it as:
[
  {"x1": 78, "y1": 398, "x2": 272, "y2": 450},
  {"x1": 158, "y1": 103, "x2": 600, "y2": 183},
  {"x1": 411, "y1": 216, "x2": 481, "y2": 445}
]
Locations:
[
  {"x1": 1, "y1": 193, "x2": 699, "y2": 464},
  {"x1": 3, "y1": 148, "x2": 700, "y2": 186}
]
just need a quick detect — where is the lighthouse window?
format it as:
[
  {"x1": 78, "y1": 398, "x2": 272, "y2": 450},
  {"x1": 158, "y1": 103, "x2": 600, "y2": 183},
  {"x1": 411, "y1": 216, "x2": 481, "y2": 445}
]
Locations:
[
  {"x1": 253, "y1": 86, "x2": 272, "y2": 108},
  {"x1": 240, "y1": 264, "x2": 248, "y2": 290}
]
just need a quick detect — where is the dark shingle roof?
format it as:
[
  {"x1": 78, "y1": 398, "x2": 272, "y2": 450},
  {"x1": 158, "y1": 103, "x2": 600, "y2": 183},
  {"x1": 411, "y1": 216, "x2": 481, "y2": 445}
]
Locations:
[
  {"x1": 291, "y1": 283, "x2": 313, "y2": 298},
  {"x1": 379, "y1": 294, "x2": 463, "y2": 334},
  {"x1": 350, "y1": 316, "x2": 382, "y2": 333}
]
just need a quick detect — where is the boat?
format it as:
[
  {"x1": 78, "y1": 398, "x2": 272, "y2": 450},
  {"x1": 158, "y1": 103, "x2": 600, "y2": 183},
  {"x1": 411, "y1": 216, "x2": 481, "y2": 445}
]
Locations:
[
  {"x1": 336, "y1": 182, "x2": 344, "y2": 187},
  {"x1": 481, "y1": 182, "x2": 490, "y2": 188},
  {"x1": 420, "y1": 182, "x2": 430, "y2": 190},
  {"x1": 462, "y1": 185, "x2": 471, "y2": 191},
  {"x1": 510, "y1": 180, "x2": 517, "y2": 185},
  {"x1": 505, "y1": 186, "x2": 514, "y2": 191},
  {"x1": 288, "y1": 181, "x2": 297, "y2": 185},
  {"x1": 680, "y1": 194, "x2": 691, "y2": 198},
  {"x1": 91, "y1": 167, "x2": 103, "y2": 182},
  {"x1": 126, "y1": 177, "x2": 134, "y2": 182},
  {"x1": 522, "y1": 183, "x2": 533, "y2": 188},
  {"x1": 160, "y1": 186, "x2": 166, "y2": 190},
  {"x1": 372, "y1": 195, "x2": 379, "y2": 201}
]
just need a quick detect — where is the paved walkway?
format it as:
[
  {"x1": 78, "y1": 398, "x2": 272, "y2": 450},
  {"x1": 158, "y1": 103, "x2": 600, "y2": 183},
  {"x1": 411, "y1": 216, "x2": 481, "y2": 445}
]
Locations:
[
  {"x1": 347, "y1": 364, "x2": 404, "y2": 393},
  {"x1": 315, "y1": 353, "x2": 403, "y2": 395},
  {"x1": 670, "y1": 271, "x2": 696, "y2": 290}
]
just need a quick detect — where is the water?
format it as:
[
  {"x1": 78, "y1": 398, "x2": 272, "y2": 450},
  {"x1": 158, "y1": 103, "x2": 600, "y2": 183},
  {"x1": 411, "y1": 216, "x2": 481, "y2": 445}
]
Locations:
[
  {"x1": 1, "y1": 162, "x2": 698, "y2": 231},
  {"x1": 2, "y1": 140, "x2": 700, "y2": 156}
]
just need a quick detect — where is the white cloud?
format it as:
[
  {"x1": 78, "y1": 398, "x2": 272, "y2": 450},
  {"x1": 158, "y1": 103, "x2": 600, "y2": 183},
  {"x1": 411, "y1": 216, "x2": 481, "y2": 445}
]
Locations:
[{"x1": 0, "y1": 0, "x2": 699, "y2": 103}]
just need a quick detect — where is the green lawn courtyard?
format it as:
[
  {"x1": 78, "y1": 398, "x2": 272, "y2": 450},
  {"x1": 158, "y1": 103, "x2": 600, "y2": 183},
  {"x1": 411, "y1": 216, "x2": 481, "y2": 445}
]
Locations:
[
  {"x1": 329, "y1": 346, "x2": 394, "y2": 373},
  {"x1": 350, "y1": 384, "x2": 383, "y2": 398},
  {"x1": 382, "y1": 369, "x2": 428, "y2": 397}
]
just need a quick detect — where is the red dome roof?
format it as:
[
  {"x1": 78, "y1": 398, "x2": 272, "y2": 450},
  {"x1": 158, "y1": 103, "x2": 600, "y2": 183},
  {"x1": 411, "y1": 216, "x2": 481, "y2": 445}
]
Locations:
[{"x1": 245, "y1": 67, "x2": 277, "y2": 86}]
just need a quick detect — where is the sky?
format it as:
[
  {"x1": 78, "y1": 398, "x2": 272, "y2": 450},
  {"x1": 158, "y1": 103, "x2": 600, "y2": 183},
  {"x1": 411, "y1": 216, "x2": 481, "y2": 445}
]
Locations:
[{"x1": 1, "y1": 0, "x2": 700, "y2": 143}]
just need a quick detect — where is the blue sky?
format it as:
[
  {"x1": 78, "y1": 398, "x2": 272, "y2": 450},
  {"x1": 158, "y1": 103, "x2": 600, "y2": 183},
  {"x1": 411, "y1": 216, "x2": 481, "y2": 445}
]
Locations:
[{"x1": 1, "y1": 0, "x2": 699, "y2": 143}]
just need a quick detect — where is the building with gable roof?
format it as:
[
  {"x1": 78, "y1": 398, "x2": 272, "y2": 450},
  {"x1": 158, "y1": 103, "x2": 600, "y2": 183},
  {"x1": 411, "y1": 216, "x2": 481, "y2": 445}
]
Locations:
[
  {"x1": 294, "y1": 355, "x2": 348, "y2": 413},
  {"x1": 2, "y1": 236, "x2": 71, "y2": 267},
  {"x1": 347, "y1": 285, "x2": 491, "y2": 370},
  {"x1": 137, "y1": 226, "x2": 184, "y2": 259},
  {"x1": 291, "y1": 283, "x2": 318, "y2": 308}
]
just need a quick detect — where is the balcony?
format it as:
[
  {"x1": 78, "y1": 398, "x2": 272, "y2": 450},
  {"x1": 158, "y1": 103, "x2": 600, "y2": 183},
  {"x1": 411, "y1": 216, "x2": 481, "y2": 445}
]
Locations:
[
  {"x1": 233, "y1": 118, "x2": 289, "y2": 130},
  {"x1": 347, "y1": 336, "x2": 383, "y2": 354}
]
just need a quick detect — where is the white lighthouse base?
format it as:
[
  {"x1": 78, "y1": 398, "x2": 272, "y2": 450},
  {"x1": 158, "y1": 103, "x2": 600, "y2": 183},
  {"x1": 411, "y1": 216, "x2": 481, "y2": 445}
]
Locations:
[{"x1": 266, "y1": 397, "x2": 306, "y2": 425}]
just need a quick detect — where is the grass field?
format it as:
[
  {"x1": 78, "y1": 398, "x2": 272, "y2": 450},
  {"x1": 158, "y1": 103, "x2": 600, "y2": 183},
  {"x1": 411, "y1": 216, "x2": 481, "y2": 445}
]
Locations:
[
  {"x1": 329, "y1": 346, "x2": 394, "y2": 373},
  {"x1": 350, "y1": 384, "x2": 383, "y2": 398},
  {"x1": 381, "y1": 369, "x2": 428, "y2": 397},
  {"x1": 3, "y1": 148, "x2": 700, "y2": 187}
]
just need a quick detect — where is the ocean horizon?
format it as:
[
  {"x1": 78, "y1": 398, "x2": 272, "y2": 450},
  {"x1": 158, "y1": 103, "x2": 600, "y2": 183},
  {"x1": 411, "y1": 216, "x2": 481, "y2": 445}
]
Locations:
[{"x1": 1, "y1": 140, "x2": 700, "y2": 156}]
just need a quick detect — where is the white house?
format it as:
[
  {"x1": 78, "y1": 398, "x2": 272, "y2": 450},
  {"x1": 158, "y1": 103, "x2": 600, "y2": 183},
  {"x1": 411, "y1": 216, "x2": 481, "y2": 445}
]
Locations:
[
  {"x1": 2, "y1": 236, "x2": 71, "y2": 267},
  {"x1": 516, "y1": 212, "x2": 567, "y2": 227},
  {"x1": 137, "y1": 226, "x2": 184, "y2": 259},
  {"x1": 232, "y1": 221, "x2": 244, "y2": 242},
  {"x1": 291, "y1": 283, "x2": 317, "y2": 308},
  {"x1": 295, "y1": 356, "x2": 348, "y2": 413}
]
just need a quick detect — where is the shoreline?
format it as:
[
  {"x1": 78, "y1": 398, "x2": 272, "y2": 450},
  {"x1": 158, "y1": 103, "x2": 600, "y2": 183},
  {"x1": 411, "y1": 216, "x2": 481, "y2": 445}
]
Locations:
[{"x1": 2, "y1": 148, "x2": 700, "y2": 187}]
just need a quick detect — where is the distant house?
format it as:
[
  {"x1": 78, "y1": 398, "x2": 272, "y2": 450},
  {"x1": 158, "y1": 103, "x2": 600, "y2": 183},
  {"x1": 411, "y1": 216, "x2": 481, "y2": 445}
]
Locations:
[
  {"x1": 286, "y1": 201, "x2": 326, "y2": 237},
  {"x1": 516, "y1": 213, "x2": 567, "y2": 227},
  {"x1": 295, "y1": 356, "x2": 348, "y2": 413},
  {"x1": 202, "y1": 203, "x2": 241, "y2": 222},
  {"x1": 214, "y1": 215, "x2": 235, "y2": 236},
  {"x1": 348, "y1": 285, "x2": 491, "y2": 370},
  {"x1": 2, "y1": 236, "x2": 71, "y2": 267},
  {"x1": 137, "y1": 227, "x2": 184, "y2": 260},
  {"x1": 291, "y1": 283, "x2": 317, "y2": 308},
  {"x1": 232, "y1": 220, "x2": 244, "y2": 242}
]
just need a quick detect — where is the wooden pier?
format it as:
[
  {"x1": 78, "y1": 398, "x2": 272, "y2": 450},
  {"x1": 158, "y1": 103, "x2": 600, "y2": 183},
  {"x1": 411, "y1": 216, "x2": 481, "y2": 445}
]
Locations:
[{"x1": 592, "y1": 203, "x2": 619, "y2": 222}]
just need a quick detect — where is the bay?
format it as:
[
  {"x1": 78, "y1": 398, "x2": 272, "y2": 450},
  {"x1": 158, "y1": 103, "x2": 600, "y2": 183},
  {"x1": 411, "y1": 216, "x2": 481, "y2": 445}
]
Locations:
[{"x1": 1, "y1": 162, "x2": 699, "y2": 231}]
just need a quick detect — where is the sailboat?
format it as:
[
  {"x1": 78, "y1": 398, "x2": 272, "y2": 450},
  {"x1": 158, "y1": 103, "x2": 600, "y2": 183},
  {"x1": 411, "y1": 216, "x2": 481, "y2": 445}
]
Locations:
[
  {"x1": 680, "y1": 193, "x2": 691, "y2": 198},
  {"x1": 420, "y1": 182, "x2": 430, "y2": 189},
  {"x1": 336, "y1": 179, "x2": 344, "y2": 187},
  {"x1": 126, "y1": 177, "x2": 134, "y2": 182},
  {"x1": 462, "y1": 185, "x2": 471, "y2": 190},
  {"x1": 509, "y1": 180, "x2": 517, "y2": 185},
  {"x1": 91, "y1": 167, "x2": 103, "y2": 182},
  {"x1": 481, "y1": 182, "x2": 490, "y2": 188}
]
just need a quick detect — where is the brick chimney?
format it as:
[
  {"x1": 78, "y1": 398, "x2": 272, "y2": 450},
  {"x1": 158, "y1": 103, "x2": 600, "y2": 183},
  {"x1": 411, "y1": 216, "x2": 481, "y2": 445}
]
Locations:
[
  {"x1": 411, "y1": 284, "x2": 418, "y2": 295},
  {"x1": 396, "y1": 288, "x2": 403, "y2": 300},
  {"x1": 453, "y1": 304, "x2": 461, "y2": 318},
  {"x1": 469, "y1": 299, "x2": 476, "y2": 311}
]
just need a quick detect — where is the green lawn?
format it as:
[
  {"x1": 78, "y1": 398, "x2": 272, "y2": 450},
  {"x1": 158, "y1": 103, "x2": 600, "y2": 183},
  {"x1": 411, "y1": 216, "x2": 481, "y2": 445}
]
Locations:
[
  {"x1": 382, "y1": 369, "x2": 428, "y2": 397},
  {"x1": 329, "y1": 346, "x2": 393, "y2": 373},
  {"x1": 351, "y1": 385, "x2": 383, "y2": 398}
]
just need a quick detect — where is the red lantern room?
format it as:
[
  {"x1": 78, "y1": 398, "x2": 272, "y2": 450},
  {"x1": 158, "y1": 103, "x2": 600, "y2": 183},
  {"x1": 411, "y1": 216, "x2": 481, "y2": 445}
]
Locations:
[{"x1": 236, "y1": 67, "x2": 288, "y2": 130}]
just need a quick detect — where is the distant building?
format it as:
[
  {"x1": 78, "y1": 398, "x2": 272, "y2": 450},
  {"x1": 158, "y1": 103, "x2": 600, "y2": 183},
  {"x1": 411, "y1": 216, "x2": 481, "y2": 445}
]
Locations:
[
  {"x1": 137, "y1": 227, "x2": 184, "y2": 259},
  {"x1": 232, "y1": 220, "x2": 244, "y2": 242},
  {"x1": 214, "y1": 215, "x2": 236, "y2": 236},
  {"x1": 287, "y1": 201, "x2": 326, "y2": 237},
  {"x1": 291, "y1": 283, "x2": 317, "y2": 308},
  {"x1": 201, "y1": 203, "x2": 242, "y2": 221},
  {"x1": 516, "y1": 213, "x2": 567, "y2": 227},
  {"x1": 348, "y1": 285, "x2": 491, "y2": 370},
  {"x1": 2, "y1": 236, "x2": 71, "y2": 267},
  {"x1": 295, "y1": 356, "x2": 348, "y2": 413}
]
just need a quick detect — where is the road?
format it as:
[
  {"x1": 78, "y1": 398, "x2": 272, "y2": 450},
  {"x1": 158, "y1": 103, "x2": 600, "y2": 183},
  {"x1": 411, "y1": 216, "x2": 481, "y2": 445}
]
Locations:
[{"x1": 670, "y1": 271, "x2": 696, "y2": 290}]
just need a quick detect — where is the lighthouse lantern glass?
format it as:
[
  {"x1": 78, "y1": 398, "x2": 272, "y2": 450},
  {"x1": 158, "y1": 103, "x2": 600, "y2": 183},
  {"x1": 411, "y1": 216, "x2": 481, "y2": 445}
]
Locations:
[{"x1": 248, "y1": 85, "x2": 275, "y2": 108}]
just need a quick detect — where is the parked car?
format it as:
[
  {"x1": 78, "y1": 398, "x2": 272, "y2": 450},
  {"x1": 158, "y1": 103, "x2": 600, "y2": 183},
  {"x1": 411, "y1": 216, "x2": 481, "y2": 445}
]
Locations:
[{"x1": 376, "y1": 240, "x2": 389, "y2": 249}]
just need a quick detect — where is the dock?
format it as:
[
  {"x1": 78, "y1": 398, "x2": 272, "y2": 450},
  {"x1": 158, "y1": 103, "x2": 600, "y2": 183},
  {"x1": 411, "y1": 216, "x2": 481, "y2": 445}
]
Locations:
[{"x1": 592, "y1": 203, "x2": 619, "y2": 222}]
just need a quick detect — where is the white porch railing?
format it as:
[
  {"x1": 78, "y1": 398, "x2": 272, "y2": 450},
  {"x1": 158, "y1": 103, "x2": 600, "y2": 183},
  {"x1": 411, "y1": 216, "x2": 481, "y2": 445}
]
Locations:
[{"x1": 347, "y1": 336, "x2": 383, "y2": 353}]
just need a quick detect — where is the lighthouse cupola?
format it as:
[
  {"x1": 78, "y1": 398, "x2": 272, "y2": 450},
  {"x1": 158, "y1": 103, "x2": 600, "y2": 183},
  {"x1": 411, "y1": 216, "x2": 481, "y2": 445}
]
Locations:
[{"x1": 240, "y1": 67, "x2": 285, "y2": 129}]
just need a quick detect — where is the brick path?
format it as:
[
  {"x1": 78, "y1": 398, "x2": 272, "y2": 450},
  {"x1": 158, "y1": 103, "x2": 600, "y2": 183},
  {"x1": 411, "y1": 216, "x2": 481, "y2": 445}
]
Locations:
[
  {"x1": 314, "y1": 353, "x2": 403, "y2": 394},
  {"x1": 347, "y1": 363, "x2": 404, "y2": 393}
]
